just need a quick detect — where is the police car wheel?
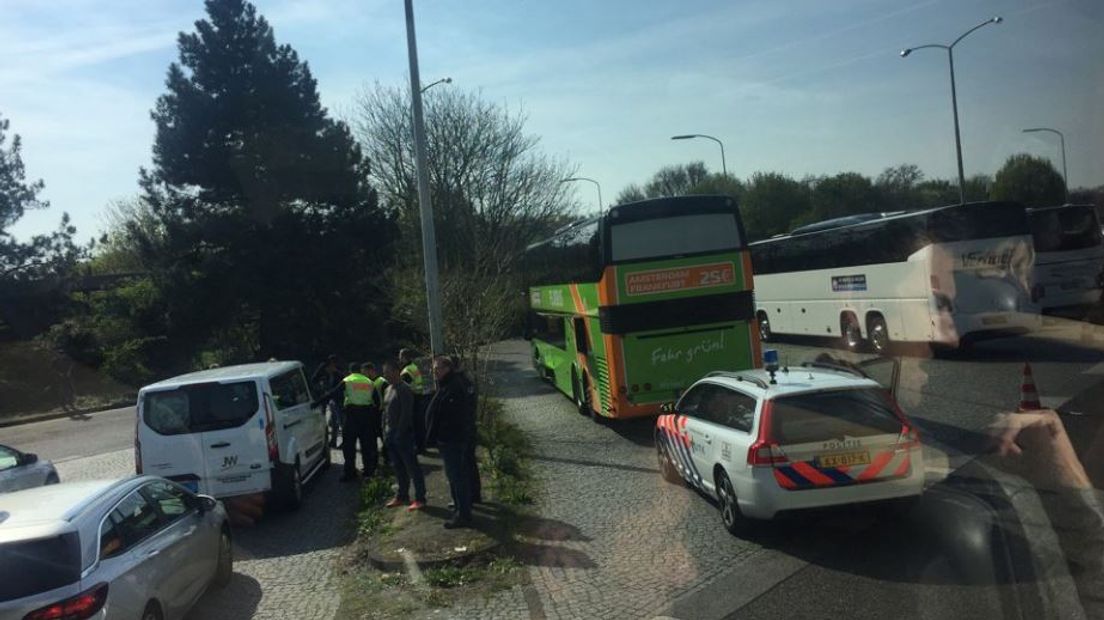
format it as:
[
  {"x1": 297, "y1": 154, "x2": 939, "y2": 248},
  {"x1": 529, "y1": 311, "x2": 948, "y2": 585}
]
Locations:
[
  {"x1": 657, "y1": 440, "x2": 680, "y2": 484},
  {"x1": 715, "y1": 471, "x2": 745, "y2": 534}
]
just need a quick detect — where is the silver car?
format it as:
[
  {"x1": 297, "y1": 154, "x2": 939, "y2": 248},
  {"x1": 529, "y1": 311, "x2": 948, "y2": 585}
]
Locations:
[
  {"x1": 0, "y1": 476, "x2": 232, "y2": 620},
  {"x1": 0, "y1": 444, "x2": 58, "y2": 493}
]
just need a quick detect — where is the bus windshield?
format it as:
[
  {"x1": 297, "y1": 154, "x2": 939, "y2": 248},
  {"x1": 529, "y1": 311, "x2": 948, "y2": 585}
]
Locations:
[
  {"x1": 1028, "y1": 206, "x2": 1102, "y2": 253},
  {"x1": 610, "y1": 212, "x2": 743, "y2": 262}
]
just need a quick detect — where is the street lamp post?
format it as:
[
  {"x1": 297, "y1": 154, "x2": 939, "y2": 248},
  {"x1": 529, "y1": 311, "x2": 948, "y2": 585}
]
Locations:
[
  {"x1": 421, "y1": 77, "x2": 452, "y2": 94},
  {"x1": 404, "y1": 0, "x2": 445, "y2": 355},
  {"x1": 670, "y1": 134, "x2": 727, "y2": 176},
  {"x1": 561, "y1": 177, "x2": 603, "y2": 213},
  {"x1": 1023, "y1": 127, "x2": 1069, "y2": 202},
  {"x1": 901, "y1": 16, "x2": 1002, "y2": 204}
]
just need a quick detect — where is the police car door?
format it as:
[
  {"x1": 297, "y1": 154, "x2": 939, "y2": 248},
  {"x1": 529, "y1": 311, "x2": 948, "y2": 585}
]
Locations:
[{"x1": 682, "y1": 383, "x2": 726, "y2": 491}]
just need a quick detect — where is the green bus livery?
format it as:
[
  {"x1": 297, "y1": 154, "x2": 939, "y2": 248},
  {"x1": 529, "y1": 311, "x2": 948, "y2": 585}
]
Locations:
[{"x1": 523, "y1": 195, "x2": 761, "y2": 419}]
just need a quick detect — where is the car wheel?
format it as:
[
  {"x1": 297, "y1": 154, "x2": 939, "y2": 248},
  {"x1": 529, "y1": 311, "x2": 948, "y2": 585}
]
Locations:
[
  {"x1": 657, "y1": 438, "x2": 680, "y2": 484},
  {"x1": 715, "y1": 470, "x2": 746, "y2": 535},
  {"x1": 141, "y1": 602, "x2": 163, "y2": 620},
  {"x1": 758, "y1": 313, "x2": 771, "y2": 342},
  {"x1": 213, "y1": 529, "x2": 233, "y2": 588},
  {"x1": 842, "y1": 314, "x2": 863, "y2": 351},
  {"x1": 869, "y1": 316, "x2": 889, "y2": 354},
  {"x1": 45, "y1": 473, "x2": 59, "y2": 485}
]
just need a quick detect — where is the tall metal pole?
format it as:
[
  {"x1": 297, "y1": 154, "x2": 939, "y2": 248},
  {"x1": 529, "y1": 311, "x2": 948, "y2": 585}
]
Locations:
[
  {"x1": 901, "y1": 17, "x2": 1001, "y2": 206},
  {"x1": 404, "y1": 0, "x2": 444, "y2": 355},
  {"x1": 947, "y1": 49, "x2": 966, "y2": 204},
  {"x1": 671, "y1": 134, "x2": 727, "y2": 176},
  {"x1": 1023, "y1": 127, "x2": 1069, "y2": 202},
  {"x1": 560, "y1": 177, "x2": 603, "y2": 213}
]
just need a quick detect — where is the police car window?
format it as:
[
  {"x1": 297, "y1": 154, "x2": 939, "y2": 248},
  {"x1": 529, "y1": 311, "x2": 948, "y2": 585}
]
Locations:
[
  {"x1": 714, "y1": 389, "x2": 756, "y2": 432},
  {"x1": 99, "y1": 516, "x2": 124, "y2": 560},
  {"x1": 0, "y1": 446, "x2": 18, "y2": 471},
  {"x1": 677, "y1": 383, "x2": 720, "y2": 417}
]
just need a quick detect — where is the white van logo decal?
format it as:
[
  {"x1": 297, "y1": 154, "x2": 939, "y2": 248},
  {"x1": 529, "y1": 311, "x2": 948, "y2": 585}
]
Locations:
[{"x1": 222, "y1": 455, "x2": 238, "y2": 469}]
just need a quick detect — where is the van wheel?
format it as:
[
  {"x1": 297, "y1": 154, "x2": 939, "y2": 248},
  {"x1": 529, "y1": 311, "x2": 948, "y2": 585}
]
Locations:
[
  {"x1": 841, "y1": 314, "x2": 863, "y2": 351},
  {"x1": 868, "y1": 315, "x2": 890, "y2": 354},
  {"x1": 141, "y1": 602, "x2": 163, "y2": 620},
  {"x1": 715, "y1": 470, "x2": 747, "y2": 536},
  {"x1": 278, "y1": 461, "x2": 303, "y2": 511},
  {"x1": 757, "y1": 313, "x2": 771, "y2": 342},
  {"x1": 214, "y1": 529, "x2": 233, "y2": 588}
]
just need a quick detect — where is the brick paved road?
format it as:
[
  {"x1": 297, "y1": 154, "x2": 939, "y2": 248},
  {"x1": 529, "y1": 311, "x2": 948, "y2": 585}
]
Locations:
[{"x1": 55, "y1": 446, "x2": 358, "y2": 620}]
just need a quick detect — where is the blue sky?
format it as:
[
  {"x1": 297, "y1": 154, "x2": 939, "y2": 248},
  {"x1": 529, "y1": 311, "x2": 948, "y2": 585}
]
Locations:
[{"x1": 3, "y1": 0, "x2": 1102, "y2": 240}]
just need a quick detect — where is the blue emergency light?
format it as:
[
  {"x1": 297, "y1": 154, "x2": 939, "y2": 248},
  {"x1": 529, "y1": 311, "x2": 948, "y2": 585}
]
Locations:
[{"x1": 763, "y1": 349, "x2": 779, "y2": 384}]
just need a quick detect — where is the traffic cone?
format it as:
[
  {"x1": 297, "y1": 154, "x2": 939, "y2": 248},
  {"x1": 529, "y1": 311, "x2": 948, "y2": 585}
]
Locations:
[{"x1": 1018, "y1": 362, "x2": 1042, "y2": 412}]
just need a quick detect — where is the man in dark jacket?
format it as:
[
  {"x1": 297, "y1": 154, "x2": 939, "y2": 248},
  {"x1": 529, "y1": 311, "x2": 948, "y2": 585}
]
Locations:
[{"x1": 426, "y1": 355, "x2": 477, "y2": 528}]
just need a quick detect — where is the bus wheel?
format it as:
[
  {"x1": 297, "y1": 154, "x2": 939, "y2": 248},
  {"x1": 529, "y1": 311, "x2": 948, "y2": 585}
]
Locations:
[
  {"x1": 757, "y1": 313, "x2": 772, "y2": 342},
  {"x1": 868, "y1": 315, "x2": 890, "y2": 354},
  {"x1": 572, "y1": 368, "x2": 587, "y2": 416},
  {"x1": 841, "y1": 314, "x2": 864, "y2": 351}
]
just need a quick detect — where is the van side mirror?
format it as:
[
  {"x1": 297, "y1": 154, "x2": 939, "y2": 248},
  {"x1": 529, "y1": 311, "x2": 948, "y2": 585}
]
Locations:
[
  {"x1": 196, "y1": 495, "x2": 218, "y2": 514},
  {"x1": 660, "y1": 402, "x2": 674, "y2": 413},
  {"x1": 21, "y1": 452, "x2": 38, "y2": 465}
]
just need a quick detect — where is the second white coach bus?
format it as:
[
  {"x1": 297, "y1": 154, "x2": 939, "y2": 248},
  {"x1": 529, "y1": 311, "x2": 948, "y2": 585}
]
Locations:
[
  {"x1": 1026, "y1": 204, "x2": 1104, "y2": 315},
  {"x1": 750, "y1": 201, "x2": 1039, "y2": 352}
]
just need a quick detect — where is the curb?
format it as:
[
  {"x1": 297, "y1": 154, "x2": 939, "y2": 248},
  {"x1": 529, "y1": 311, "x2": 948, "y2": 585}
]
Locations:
[{"x1": 0, "y1": 398, "x2": 136, "y2": 429}]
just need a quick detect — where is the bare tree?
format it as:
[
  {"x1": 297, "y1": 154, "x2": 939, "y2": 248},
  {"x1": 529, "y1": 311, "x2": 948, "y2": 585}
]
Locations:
[
  {"x1": 353, "y1": 83, "x2": 578, "y2": 276},
  {"x1": 353, "y1": 83, "x2": 578, "y2": 363}
]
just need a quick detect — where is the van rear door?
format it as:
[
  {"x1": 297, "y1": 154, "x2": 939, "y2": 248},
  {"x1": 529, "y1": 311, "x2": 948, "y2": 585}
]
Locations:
[{"x1": 139, "y1": 381, "x2": 268, "y2": 498}]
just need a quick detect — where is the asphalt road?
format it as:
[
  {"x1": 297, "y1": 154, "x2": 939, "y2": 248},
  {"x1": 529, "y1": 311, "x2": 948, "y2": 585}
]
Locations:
[{"x1": 5, "y1": 324, "x2": 1103, "y2": 620}]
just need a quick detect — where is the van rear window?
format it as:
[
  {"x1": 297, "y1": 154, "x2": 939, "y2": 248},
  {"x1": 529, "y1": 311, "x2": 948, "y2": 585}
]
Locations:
[
  {"x1": 0, "y1": 532, "x2": 81, "y2": 601},
  {"x1": 770, "y1": 388, "x2": 902, "y2": 445},
  {"x1": 143, "y1": 381, "x2": 259, "y2": 435}
]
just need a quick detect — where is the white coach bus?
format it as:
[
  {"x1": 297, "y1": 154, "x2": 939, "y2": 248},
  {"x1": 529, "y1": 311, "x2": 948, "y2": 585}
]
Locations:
[
  {"x1": 1026, "y1": 204, "x2": 1104, "y2": 315},
  {"x1": 750, "y1": 201, "x2": 1039, "y2": 353}
]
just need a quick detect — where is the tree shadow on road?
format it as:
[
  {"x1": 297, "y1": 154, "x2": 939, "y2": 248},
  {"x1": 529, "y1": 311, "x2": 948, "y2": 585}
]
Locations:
[{"x1": 509, "y1": 513, "x2": 597, "y2": 569}]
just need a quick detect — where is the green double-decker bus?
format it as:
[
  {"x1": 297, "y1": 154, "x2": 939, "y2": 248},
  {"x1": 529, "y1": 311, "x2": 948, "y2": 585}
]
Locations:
[{"x1": 522, "y1": 195, "x2": 760, "y2": 420}]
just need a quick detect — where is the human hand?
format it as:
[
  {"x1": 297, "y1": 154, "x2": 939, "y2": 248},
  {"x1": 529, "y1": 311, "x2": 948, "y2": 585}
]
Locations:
[{"x1": 988, "y1": 409, "x2": 1092, "y2": 490}]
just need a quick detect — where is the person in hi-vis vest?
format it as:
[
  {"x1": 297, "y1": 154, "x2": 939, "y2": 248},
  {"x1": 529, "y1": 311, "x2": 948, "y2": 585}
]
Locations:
[{"x1": 399, "y1": 349, "x2": 429, "y2": 454}]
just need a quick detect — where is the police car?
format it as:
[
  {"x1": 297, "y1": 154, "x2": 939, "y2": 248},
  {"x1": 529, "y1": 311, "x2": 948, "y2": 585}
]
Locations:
[{"x1": 655, "y1": 351, "x2": 923, "y2": 534}]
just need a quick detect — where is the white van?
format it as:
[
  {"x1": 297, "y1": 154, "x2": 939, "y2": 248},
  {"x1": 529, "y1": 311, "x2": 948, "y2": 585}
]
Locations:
[
  {"x1": 1027, "y1": 204, "x2": 1104, "y2": 314},
  {"x1": 136, "y1": 361, "x2": 329, "y2": 509}
]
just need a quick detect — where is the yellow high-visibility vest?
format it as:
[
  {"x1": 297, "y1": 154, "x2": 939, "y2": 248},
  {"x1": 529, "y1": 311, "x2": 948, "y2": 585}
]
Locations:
[
  {"x1": 343, "y1": 373, "x2": 376, "y2": 406},
  {"x1": 401, "y1": 363, "x2": 425, "y2": 394}
]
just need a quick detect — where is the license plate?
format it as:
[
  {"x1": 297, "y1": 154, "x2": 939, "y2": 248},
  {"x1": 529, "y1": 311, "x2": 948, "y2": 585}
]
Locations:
[
  {"x1": 817, "y1": 451, "x2": 870, "y2": 468},
  {"x1": 981, "y1": 316, "x2": 1008, "y2": 326},
  {"x1": 181, "y1": 480, "x2": 199, "y2": 493}
]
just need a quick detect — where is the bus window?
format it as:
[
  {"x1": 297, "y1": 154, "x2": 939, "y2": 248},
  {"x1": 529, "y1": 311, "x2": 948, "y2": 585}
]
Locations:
[
  {"x1": 529, "y1": 312, "x2": 566, "y2": 350},
  {"x1": 610, "y1": 212, "x2": 742, "y2": 262}
]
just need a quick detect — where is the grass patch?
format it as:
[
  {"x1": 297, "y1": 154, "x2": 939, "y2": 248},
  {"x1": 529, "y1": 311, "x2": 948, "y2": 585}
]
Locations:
[
  {"x1": 478, "y1": 397, "x2": 535, "y2": 506},
  {"x1": 336, "y1": 396, "x2": 535, "y2": 618}
]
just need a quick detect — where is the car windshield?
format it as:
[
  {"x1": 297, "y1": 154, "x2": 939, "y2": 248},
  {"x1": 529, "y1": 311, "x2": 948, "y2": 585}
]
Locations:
[
  {"x1": 143, "y1": 382, "x2": 258, "y2": 435},
  {"x1": 0, "y1": 533, "x2": 81, "y2": 601},
  {"x1": 1, "y1": 1, "x2": 1102, "y2": 618}
]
